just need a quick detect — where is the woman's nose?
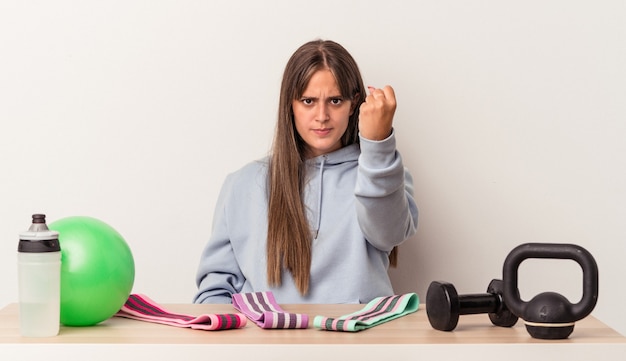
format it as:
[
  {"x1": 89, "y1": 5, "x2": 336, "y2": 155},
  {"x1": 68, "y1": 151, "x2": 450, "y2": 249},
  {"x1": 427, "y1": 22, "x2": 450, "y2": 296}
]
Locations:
[{"x1": 316, "y1": 103, "x2": 330, "y2": 122}]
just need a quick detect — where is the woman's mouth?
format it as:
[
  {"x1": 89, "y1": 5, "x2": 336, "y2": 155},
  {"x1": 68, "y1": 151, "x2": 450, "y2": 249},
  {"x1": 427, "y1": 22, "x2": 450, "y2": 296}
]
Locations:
[{"x1": 313, "y1": 128, "x2": 331, "y2": 136}]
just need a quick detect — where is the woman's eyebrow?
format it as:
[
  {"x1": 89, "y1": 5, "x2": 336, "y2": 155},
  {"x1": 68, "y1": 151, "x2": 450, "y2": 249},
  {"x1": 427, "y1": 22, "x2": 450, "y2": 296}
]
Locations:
[{"x1": 300, "y1": 94, "x2": 344, "y2": 99}]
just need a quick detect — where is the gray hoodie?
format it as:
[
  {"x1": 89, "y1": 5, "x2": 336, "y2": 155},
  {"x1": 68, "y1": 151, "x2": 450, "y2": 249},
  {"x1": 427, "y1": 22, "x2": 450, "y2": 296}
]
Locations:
[{"x1": 194, "y1": 132, "x2": 418, "y2": 304}]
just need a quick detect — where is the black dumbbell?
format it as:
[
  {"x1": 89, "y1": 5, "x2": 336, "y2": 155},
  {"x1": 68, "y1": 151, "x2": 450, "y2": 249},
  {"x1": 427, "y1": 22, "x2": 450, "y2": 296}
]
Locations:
[{"x1": 426, "y1": 279, "x2": 518, "y2": 331}]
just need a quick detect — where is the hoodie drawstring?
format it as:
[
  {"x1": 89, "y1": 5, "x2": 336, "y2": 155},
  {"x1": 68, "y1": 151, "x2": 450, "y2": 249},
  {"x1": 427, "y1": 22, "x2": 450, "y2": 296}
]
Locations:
[{"x1": 314, "y1": 155, "x2": 326, "y2": 239}]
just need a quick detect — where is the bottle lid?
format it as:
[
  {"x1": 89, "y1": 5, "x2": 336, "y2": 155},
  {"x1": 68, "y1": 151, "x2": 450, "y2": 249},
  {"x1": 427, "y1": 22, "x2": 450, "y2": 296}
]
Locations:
[
  {"x1": 18, "y1": 214, "x2": 61, "y2": 253},
  {"x1": 18, "y1": 238, "x2": 60, "y2": 252}
]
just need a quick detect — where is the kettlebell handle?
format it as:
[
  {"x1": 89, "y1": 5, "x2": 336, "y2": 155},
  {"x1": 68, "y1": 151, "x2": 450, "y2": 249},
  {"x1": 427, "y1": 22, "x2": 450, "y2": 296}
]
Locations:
[{"x1": 502, "y1": 243, "x2": 599, "y2": 322}]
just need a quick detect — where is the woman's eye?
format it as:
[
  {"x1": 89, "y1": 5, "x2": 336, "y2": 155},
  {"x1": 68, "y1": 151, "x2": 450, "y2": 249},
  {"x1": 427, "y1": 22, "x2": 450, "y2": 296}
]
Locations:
[
  {"x1": 302, "y1": 98, "x2": 313, "y2": 105},
  {"x1": 330, "y1": 98, "x2": 343, "y2": 105}
]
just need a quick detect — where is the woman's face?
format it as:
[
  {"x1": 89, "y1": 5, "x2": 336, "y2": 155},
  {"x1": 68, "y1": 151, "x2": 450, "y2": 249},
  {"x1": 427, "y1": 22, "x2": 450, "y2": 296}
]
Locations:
[{"x1": 292, "y1": 69, "x2": 353, "y2": 158}]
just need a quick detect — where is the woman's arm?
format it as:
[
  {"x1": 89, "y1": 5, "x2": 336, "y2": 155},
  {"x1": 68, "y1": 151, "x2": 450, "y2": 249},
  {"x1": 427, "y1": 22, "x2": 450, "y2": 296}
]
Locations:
[
  {"x1": 355, "y1": 131, "x2": 418, "y2": 251},
  {"x1": 193, "y1": 176, "x2": 246, "y2": 304}
]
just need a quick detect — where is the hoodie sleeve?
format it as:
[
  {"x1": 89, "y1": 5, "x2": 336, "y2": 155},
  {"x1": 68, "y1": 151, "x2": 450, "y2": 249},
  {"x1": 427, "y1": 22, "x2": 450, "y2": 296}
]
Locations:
[
  {"x1": 193, "y1": 174, "x2": 246, "y2": 304},
  {"x1": 355, "y1": 130, "x2": 419, "y2": 251}
]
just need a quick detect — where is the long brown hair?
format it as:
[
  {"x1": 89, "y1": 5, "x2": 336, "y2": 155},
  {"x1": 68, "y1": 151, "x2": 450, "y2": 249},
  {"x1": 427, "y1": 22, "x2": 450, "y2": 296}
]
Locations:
[{"x1": 267, "y1": 39, "x2": 395, "y2": 295}]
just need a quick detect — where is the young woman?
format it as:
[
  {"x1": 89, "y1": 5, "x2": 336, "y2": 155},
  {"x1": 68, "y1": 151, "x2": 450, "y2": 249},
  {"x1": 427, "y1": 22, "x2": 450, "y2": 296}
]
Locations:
[{"x1": 194, "y1": 39, "x2": 418, "y2": 304}]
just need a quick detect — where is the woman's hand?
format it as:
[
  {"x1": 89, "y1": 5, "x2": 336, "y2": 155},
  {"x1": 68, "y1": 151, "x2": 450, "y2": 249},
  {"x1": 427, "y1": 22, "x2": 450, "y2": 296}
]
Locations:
[{"x1": 358, "y1": 85, "x2": 397, "y2": 141}]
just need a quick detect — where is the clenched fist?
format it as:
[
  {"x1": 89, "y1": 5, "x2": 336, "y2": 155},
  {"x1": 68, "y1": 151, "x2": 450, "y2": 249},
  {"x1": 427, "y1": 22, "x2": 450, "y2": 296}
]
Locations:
[{"x1": 358, "y1": 85, "x2": 397, "y2": 141}]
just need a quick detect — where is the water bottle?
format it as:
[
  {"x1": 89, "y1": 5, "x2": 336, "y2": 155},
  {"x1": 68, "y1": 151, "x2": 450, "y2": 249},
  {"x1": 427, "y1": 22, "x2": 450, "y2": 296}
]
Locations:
[{"x1": 17, "y1": 214, "x2": 61, "y2": 337}]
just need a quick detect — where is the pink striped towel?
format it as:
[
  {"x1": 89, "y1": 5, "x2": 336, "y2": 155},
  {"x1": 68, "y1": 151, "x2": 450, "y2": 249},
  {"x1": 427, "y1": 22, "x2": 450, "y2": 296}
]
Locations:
[
  {"x1": 232, "y1": 291, "x2": 308, "y2": 329},
  {"x1": 115, "y1": 294, "x2": 247, "y2": 330}
]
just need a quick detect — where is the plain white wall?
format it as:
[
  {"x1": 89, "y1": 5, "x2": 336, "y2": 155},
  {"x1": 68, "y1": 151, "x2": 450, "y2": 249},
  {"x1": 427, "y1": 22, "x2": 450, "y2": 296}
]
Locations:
[{"x1": 1, "y1": 1, "x2": 624, "y2": 335}]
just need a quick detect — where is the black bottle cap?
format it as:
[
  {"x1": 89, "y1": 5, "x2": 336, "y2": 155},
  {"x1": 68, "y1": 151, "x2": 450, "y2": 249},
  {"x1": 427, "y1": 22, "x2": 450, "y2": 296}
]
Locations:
[
  {"x1": 18, "y1": 238, "x2": 61, "y2": 253},
  {"x1": 18, "y1": 214, "x2": 61, "y2": 253}
]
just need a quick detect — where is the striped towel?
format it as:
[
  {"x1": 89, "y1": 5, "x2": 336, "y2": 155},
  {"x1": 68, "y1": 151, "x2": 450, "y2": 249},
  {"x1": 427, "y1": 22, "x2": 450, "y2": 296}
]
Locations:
[
  {"x1": 313, "y1": 293, "x2": 419, "y2": 332},
  {"x1": 232, "y1": 291, "x2": 308, "y2": 329},
  {"x1": 115, "y1": 294, "x2": 247, "y2": 330}
]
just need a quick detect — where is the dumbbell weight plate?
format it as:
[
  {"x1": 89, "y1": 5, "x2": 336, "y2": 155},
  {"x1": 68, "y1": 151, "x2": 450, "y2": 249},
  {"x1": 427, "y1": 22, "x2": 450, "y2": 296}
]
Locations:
[
  {"x1": 487, "y1": 279, "x2": 518, "y2": 328},
  {"x1": 426, "y1": 281, "x2": 460, "y2": 331}
]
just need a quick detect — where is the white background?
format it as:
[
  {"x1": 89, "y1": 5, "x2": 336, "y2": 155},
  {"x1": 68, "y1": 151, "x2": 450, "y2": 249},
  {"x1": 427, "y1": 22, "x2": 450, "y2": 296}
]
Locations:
[{"x1": 1, "y1": 1, "x2": 624, "y2": 335}]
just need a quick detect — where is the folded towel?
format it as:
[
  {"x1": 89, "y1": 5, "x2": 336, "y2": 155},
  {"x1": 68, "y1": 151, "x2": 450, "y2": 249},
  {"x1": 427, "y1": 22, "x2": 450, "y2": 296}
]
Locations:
[
  {"x1": 313, "y1": 293, "x2": 419, "y2": 332},
  {"x1": 115, "y1": 294, "x2": 247, "y2": 330},
  {"x1": 232, "y1": 291, "x2": 308, "y2": 329}
]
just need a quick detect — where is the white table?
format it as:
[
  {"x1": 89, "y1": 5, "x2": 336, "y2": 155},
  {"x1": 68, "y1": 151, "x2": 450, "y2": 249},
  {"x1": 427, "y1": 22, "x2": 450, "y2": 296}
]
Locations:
[{"x1": 1, "y1": 303, "x2": 624, "y2": 360}]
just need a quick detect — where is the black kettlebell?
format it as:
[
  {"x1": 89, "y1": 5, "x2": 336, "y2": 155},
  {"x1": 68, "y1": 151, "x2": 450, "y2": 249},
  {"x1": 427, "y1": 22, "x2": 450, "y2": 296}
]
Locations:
[{"x1": 502, "y1": 243, "x2": 599, "y2": 339}]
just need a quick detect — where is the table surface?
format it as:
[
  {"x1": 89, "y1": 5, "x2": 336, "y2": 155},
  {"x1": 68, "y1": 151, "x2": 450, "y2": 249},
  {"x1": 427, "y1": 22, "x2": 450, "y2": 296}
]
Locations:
[{"x1": 1, "y1": 302, "x2": 625, "y2": 360}]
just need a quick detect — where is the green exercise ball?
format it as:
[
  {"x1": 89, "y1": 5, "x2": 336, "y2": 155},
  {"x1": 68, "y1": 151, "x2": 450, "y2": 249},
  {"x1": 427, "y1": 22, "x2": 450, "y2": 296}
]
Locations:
[{"x1": 49, "y1": 216, "x2": 135, "y2": 326}]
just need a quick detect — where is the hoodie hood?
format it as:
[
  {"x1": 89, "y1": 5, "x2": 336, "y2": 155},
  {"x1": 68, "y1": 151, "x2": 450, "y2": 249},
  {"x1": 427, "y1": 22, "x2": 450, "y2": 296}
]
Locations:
[
  {"x1": 305, "y1": 143, "x2": 361, "y2": 167},
  {"x1": 304, "y1": 143, "x2": 360, "y2": 239}
]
